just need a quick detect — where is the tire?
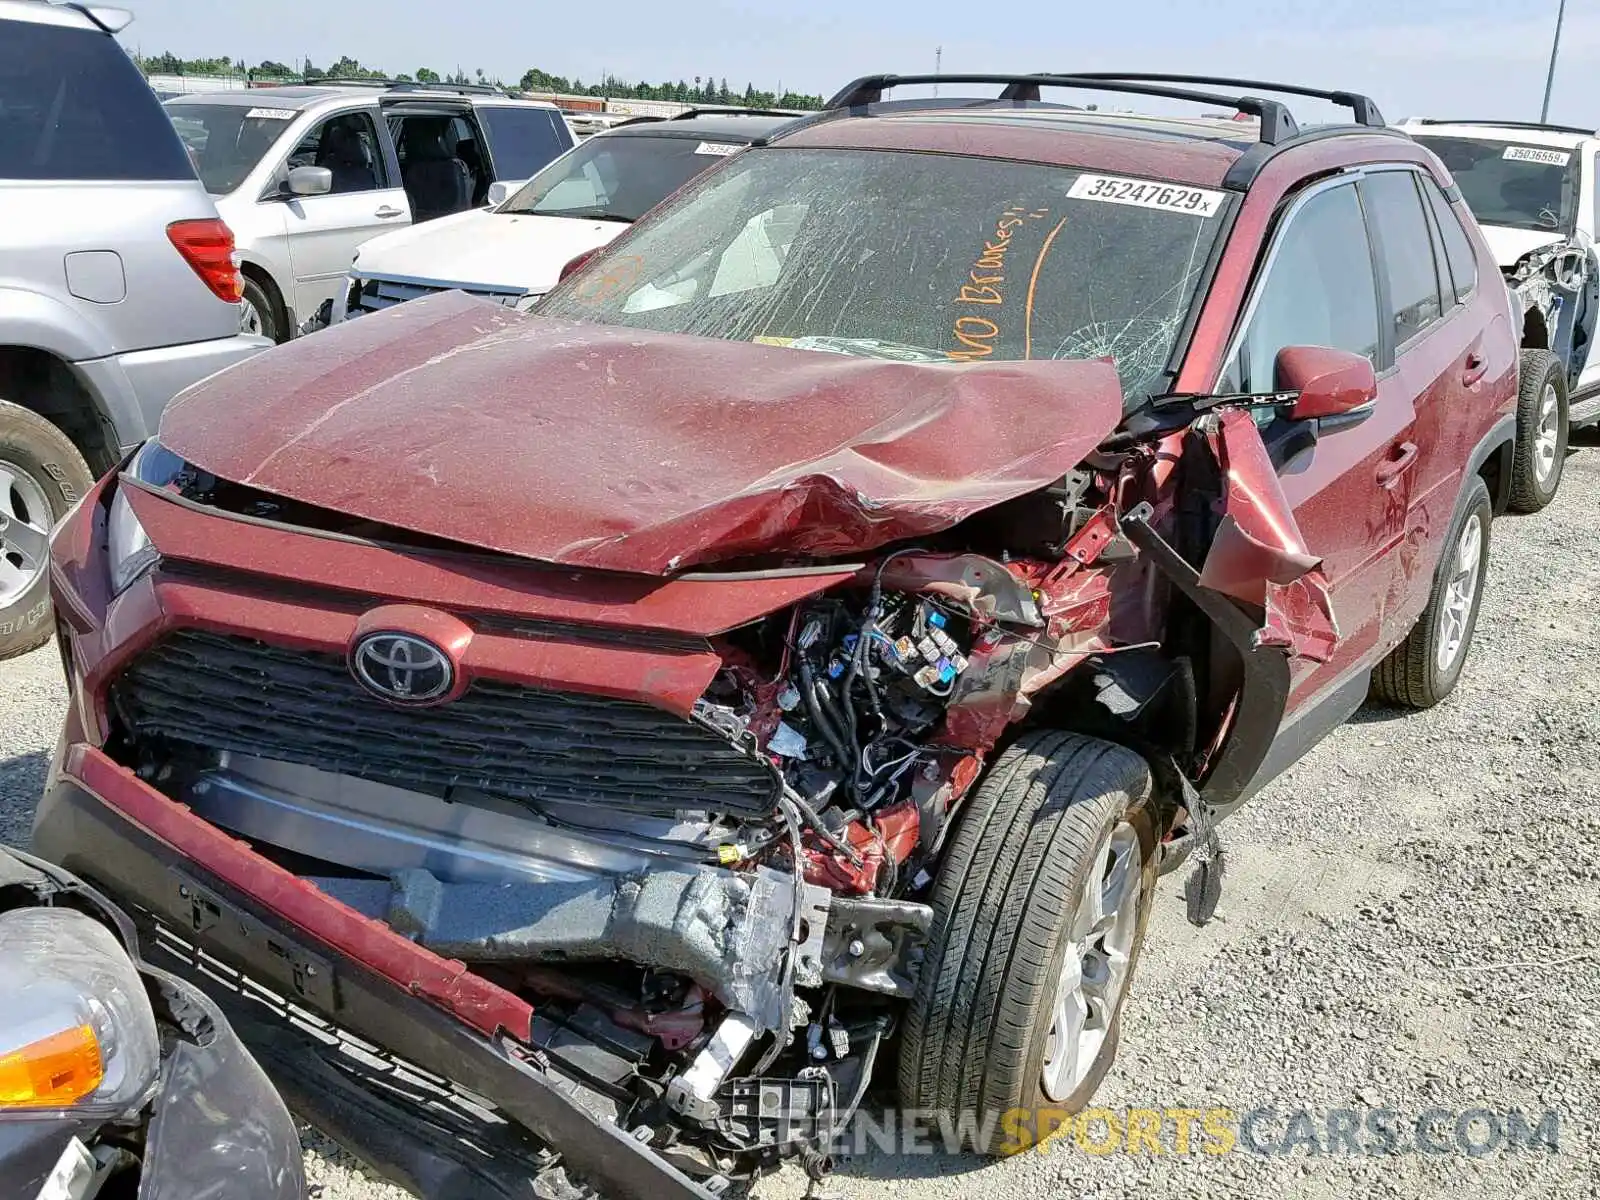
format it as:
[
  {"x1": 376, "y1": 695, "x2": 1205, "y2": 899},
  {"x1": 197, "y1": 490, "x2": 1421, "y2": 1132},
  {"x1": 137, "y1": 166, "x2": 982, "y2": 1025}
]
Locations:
[
  {"x1": 0, "y1": 400, "x2": 92, "y2": 660},
  {"x1": 241, "y1": 276, "x2": 283, "y2": 343},
  {"x1": 1370, "y1": 474, "x2": 1492, "y2": 709},
  {"x1": 898, "y1": 730, "x2": 1158, "y2": 1155},
  {"x1": 1508, "y1": 348, "x2": 1567, "y2": 513}
]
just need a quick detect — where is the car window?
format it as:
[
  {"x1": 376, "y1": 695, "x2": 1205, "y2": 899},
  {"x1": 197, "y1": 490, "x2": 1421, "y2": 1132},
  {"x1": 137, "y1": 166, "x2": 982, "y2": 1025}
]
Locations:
[
  {"x1": 539, "y1": 147, "x2": 1229, "y2": 405},
  {"x1": 501, "y1": 133, "x2": 738, "y2": 223},
  {"x1": 167, "y1": 103, "x2": 297, "y2": 194},
  {"x1": 1421, "y1": 176, "x2": 1478, "y2": 304},
  {"x1": 477, "y1": 107, "x2": 572, "y2": 180},
  {"x1": 1364, "y1": 171, "x2": 1445, "y2": 348},
  {"x1": 1410, "y1": 134, "x2": 1576, "y2": 234},
  {"x1": 0, "y1": 22, "x2": 193, "y2": 181},
  {"x1": 285, "y1": 112, "x2": 387, "y2": 194},
  {"x1": 1222, "y1": 183, "x2": 1380, "y2": 392}
]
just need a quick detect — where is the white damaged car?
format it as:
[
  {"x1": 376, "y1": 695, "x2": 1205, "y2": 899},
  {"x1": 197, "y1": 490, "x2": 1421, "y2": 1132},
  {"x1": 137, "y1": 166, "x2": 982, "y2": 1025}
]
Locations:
[{"x1": 329, "y1": 111, "x2": 799, "y2": 322}]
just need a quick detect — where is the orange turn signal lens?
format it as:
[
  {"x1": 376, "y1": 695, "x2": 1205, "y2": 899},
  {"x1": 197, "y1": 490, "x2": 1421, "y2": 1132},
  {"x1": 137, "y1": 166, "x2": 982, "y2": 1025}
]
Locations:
[{"x1": 0, "y1": 1024, "x2": 104, "y2": 1108}]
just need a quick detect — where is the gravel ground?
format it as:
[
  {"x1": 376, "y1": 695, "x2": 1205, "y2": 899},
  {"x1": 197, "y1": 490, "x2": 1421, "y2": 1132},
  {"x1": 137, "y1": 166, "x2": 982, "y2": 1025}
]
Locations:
[{"x1": 2, "y1": 442, "x2": 1597, "y2": 1199}]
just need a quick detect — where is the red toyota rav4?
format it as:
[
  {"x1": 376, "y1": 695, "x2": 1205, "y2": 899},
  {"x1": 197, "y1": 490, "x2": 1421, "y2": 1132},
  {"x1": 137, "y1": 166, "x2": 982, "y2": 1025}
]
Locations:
[{"x1": 35, "y1": 74, "x2": 1516, "y2": 1197}]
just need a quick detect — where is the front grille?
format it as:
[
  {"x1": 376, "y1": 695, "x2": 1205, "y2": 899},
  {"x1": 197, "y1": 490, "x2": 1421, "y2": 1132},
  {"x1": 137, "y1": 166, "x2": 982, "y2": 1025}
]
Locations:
[
  {"x1": 349, "y1": 275, "x2": 529, "y2": 316},
  {"x1": 111, "y1": 631, "x2": 776, "y2": 817}
]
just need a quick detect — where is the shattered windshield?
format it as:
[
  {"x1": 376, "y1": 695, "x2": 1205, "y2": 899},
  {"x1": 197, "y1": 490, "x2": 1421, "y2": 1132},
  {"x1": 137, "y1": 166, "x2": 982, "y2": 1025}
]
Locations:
[
  {"x1": 537, "y1": 147, "x2": 1228, "y2": 404},
  {"x1": 498, "y1": 132, "x2": 743, "y2": 223},
  {"x1": 1411, "y1": 135, "x2": 1577, "y2": 233}
]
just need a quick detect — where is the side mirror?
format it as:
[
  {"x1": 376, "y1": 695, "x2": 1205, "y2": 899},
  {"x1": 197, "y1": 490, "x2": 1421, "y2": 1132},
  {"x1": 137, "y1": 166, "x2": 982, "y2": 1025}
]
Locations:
[
  {"x1": 486, "y1": 181, "x2": 511, "y2": 207},
  {"x1": 1277, "y1": 345, "x2": 1377, "y2": 424},
  {"x1": 558, "y1": 247, "x2": 600, "y2": 283},
  {"x1": 285, "y1": 165, "x2": 333, "y2": 197}
]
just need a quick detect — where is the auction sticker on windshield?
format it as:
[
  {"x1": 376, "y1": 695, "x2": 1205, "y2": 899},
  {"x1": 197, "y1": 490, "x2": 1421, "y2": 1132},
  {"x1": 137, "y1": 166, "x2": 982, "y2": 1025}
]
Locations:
[
  {"x1": 1503, "y1": 145, "x2": 1569, "y2": 165},
  {"x1": 1067, "y1": 174, "x2": 1224, "y2": 217},
  {"x1": 695, "y1": 142, "x2": 742, "y2": 156},
  {"x1": 245, "y1": 108, "x2": 298, "y2": 121}
]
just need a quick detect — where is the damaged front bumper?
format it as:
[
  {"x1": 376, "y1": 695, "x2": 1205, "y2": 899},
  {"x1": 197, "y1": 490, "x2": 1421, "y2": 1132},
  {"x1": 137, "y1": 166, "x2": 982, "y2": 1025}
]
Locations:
[{"x1": 31, "y1": 745, "x2": 726, "y2": 1200}]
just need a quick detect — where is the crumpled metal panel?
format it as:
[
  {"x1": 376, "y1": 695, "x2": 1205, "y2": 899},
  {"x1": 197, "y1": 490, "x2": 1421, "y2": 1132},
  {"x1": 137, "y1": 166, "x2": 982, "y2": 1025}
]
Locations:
[
  {"x1": 159, "y1": 291, "x2": 1126, "y2": 574},
  {"x1": 1197, "y1": 409, "x2": 1340, "y2": 664}
]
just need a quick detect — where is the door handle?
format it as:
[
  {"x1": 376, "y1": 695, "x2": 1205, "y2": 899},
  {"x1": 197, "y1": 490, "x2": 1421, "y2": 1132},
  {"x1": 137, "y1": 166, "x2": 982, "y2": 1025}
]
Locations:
[
  {"x1": 1376, "y1": 441, "x2": 1419, "y2": 488},
  {"x1": 1461, "y1": 351, "x2": 1487, "y2": 386},
  {"x1": 374, "y1": 206, "x2": 404, "y2": 219}
]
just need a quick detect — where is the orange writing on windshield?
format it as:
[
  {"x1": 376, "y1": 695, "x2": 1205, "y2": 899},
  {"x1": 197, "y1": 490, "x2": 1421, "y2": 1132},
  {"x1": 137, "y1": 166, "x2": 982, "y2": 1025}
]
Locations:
[{"x1": 949, "y1": 206, "x2": 1050, "y2": 361}]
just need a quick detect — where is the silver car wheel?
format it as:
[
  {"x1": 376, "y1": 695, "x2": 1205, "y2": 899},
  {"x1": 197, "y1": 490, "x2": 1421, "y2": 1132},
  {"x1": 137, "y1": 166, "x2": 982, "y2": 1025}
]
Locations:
[
  {"x1": 0, "y1": 459, "x2": 52, "y2": 606},
  {"x1": 1040, "y1": 821, "x2": 1141, "y2": 1101},
  {"x1": 240, "y1": 296, "x2": 265, "y2": 337},
  {"x1": 1533, "y1": 383, "x2": 1560, "y2": 483},
  {"x1": 1436, "y1": 513, "x2": 1483, "y2": 673}
]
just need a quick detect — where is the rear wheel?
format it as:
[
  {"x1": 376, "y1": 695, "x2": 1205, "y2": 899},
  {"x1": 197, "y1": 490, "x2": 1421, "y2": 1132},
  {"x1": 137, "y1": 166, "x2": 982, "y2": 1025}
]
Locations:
[
  {"x1": 0, "y1": 400, "x2": 93, "y2": 660},
  {"x1": 899, "y1": 730, "x2": 1158, "y2": 1154},
  {"x1": 1509, "y1": 348, "x2": 1567, "y2": 513},
  {"x1": 1370, "y1": 474, "x2": 1492, "y2": 708}
]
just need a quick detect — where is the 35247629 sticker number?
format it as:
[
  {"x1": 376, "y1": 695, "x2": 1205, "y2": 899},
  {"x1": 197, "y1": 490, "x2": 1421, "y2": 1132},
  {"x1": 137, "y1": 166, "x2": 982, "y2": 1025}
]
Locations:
[{"x1": 1067, "y1": 174, "x2": 1224, "y2": 217}]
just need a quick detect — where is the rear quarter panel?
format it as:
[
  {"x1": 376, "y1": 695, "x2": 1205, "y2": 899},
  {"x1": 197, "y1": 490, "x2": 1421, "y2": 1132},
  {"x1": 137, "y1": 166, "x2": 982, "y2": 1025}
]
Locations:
[{"x1": 0, "y1": 180, "x2": 240, "y2": 357}]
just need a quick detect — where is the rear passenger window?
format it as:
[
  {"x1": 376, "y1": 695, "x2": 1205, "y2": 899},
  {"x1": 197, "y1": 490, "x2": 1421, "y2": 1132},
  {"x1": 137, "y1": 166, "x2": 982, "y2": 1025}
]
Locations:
[
  {"x1": 1223, "y1": 183, "x2": 1380, "y2": 392},
  {"x1": 1364, "y1": 171, "x2": 1445, "y2": 346},
  {"x1": 0, "y1": 22, "x2": 193, "y2": 181},
  {"x1": 1421, "y1": 177, "x2": 1478, "y2": 303}
]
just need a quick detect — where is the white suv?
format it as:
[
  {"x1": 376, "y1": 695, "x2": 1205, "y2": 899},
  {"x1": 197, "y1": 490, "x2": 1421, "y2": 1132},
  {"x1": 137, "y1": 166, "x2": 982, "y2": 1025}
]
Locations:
[
  {"x1": 165, "y1": 83, "x2": 574, "y2": 341},
  {"x1": 1402, "y1": 118, "x2": 1600, "y2": 508},
  {"x1": 330, "y1": 111, "x2": 796, "y2": 322}
]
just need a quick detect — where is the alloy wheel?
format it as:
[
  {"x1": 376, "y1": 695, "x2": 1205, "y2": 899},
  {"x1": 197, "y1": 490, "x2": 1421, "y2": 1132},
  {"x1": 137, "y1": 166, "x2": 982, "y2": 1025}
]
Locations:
[
  {"x1": 0, "y1": 459, "x2": 52, "y2": 607},
  {"x1": 1533, "y1": 383, "x2": 1561, "y2": 483},
  {"x1": 1040, "y1": 821, "x2": 1141, "y2": 1101},
  {"x1": 1436, "y1": 513, "x2": 1483, "y2": 673}
]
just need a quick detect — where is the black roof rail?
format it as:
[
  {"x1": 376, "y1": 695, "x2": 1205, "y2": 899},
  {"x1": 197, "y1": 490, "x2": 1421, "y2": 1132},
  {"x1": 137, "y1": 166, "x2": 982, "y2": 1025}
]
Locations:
[
  {"x1": 317, "y1": 77, "x2": 510, "y2": 97},
  {"x1": 667, "y1": 106, "x2": 807, "y2": 121},
  {"x1": 823, "y1": 73, "x2": 1302, "y2": 144},
  {"x1": 1068, "y1": 73, "x2": 1385, "y2": 127},
  {"x1": 1409, "y1": 118, "x2": 1594, "y2": 137}
]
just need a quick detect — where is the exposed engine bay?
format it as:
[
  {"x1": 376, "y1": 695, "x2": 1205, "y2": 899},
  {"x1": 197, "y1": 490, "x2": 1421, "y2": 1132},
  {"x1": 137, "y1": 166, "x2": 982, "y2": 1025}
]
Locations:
[
  {"x1": 96, "y1": 300, "x2": 1351, "y2": 1190},
  {"x1": 1510, "y1": 232, "x2": 1599, "y2": 393}
]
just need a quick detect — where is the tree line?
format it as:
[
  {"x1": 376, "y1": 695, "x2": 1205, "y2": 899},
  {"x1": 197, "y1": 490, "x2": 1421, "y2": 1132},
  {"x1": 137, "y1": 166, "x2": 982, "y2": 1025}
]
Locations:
[{"x1": 132, "y1": 53, "x2": 824, "y2": 109}]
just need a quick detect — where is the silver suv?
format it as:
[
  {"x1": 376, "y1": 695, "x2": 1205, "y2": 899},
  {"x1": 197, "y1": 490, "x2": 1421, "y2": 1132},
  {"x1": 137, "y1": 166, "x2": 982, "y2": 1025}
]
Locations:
[
  {"x1": 0, "y1": 0, "x2": 268, "y2": 659},
  {"x1": 165, "y1": 84, "x2": 575, "y2": 341}
]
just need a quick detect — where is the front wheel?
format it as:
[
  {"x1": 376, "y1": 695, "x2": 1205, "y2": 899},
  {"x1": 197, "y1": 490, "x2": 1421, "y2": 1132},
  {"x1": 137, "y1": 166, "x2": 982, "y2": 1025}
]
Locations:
[
  {"x1": 898, "y1": 730, "x2": 1158, "y2": 1155},
  {"x1": 1509, "y1": 348, "x2": 1567, "y2": 513},
  {"x1": 240, "y1": 276, "x2": 282, "y2": 343}
]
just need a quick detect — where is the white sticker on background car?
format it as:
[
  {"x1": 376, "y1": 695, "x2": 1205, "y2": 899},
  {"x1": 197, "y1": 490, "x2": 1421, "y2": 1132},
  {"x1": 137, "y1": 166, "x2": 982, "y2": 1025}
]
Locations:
[
  {"x1": 1067, "y1": 174, "x2": 1225, "y2": 216},
  {"x1": 1503, "y1": 145, "x2": 1569, "y2": 165},
  {"x1": 694, "y1": 142, "x2": 741, "y2": 156},
  {"x1": 245, "y1": 107, "x2": 298, "y2": 121}
]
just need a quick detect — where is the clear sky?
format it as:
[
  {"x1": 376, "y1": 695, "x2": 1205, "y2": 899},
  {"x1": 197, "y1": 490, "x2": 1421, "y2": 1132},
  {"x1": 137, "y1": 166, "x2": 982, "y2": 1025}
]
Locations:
[{"x1": 118, "y1": 0, "x2": 1596, "y2": 124}]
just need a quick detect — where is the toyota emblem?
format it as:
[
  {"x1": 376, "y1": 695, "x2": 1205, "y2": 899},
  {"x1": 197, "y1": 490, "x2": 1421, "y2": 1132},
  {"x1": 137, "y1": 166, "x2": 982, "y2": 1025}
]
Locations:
[{"x1": 351, "y1": 632, "x2": 454, "y2": 703}]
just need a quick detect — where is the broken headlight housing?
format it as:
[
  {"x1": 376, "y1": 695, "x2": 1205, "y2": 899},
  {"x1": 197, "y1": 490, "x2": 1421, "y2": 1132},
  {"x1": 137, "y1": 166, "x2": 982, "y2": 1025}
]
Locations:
[{"x1": 107, "y1": 439, "x2": 186, "y2": 595}]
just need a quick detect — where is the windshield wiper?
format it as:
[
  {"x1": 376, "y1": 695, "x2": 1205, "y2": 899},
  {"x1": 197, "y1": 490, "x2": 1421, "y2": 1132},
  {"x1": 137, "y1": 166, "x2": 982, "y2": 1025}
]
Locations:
[
  {"x1": 522, "y1": 207, "x2": 635, "y2": 223},
  {"x1": 1150, "y1": 388, "x2": 1298, "y2": 412}
]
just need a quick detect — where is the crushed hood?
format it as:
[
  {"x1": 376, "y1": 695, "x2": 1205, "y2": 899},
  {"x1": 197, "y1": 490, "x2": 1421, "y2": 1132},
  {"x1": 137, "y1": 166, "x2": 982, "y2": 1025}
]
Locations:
[{"x1": 160, "y1": 291, "x2": 1126, "y2": 574}]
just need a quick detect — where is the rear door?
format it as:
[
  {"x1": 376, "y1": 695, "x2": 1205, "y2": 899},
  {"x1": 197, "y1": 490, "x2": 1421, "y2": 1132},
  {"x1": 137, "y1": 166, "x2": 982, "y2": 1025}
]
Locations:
[
  {"x1": 1217, "y1": 177, "x2": 1417, "y2": 709},
  {"x1": 1359, "y1": 168, "x2": 1477, "y2": 642},
  {"x1": 277, "y1": 106, "x2": 410, "y2": 319}
]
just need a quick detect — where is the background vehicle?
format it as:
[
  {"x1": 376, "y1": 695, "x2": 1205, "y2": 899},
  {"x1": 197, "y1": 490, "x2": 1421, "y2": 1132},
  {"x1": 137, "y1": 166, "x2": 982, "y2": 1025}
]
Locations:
[
  {"x1": 165, "y1": 81, "x2": 575, "y2": 341},
  {"x1": 1402, "y1": 118, "x2": 1600, "y2": 510},
  {"x1": 1, "y1": 845, "x2": 303, "y2": 1199},
  {"x1": 332, "y1": 110, "x2": 794, "y2": 322},
  {"x1": 0, "y1": 0, "x2": 267, "y2": 663},
  {"x1": 33, "y1": 73, "x2": 1516, "y2": 1197}
]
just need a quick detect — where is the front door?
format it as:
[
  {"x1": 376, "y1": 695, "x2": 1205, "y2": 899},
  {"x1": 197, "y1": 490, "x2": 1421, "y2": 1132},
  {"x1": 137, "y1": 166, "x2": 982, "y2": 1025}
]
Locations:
[
  {"x1": 280, "y1": 109, "x2": 410, "y2": 320},
  {"x1": 1217, "y1": 178, "x2": 1417, "y2": 711}
]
